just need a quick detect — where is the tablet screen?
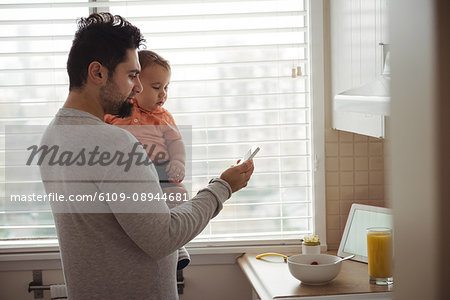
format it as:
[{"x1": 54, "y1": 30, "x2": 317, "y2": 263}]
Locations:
[{"x1": 338, "y1": 204, "x2": 392, "y2": 263}]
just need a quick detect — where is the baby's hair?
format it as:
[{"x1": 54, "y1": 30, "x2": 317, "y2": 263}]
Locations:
[{"x1": 138, "y1": 50, "x2": 171, "y2": 72}]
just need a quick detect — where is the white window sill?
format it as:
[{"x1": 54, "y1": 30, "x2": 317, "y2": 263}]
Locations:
[{"x1": 0, "y1": 241, "x2": 328, "y2": 271}]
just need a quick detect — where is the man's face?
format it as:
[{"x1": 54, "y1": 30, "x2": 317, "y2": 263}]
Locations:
[{"x1": 100, "y1": 49, "x2": 142, "y2": 118}]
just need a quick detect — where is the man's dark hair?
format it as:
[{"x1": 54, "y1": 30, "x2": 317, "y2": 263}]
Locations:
[{"x1": 67, "y1": 13, "x2": 145, "y2": 91}]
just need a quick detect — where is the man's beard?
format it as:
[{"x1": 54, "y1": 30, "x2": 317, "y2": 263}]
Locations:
[{"x1": 100, "y1": 79, "x2": 134, "y2": 118}]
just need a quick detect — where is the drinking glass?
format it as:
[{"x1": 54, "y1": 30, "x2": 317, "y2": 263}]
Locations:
[{"x1": 366, "y1": 227, "x2": 393, "y2": 285}]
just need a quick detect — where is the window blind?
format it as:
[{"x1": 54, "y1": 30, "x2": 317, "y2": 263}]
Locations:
[{"x1": 0, "y1": 0, "x2": 314, "y2": 245}]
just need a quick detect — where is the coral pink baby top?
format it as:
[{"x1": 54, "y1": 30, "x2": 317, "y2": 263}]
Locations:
[{"x1": 104, "y1": 99, "x2": 181, "y2": 163}]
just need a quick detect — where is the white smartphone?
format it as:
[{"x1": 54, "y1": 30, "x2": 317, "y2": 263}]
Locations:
[{"x1": 238, "y1": 146, "x2": 260, "y2": 165}]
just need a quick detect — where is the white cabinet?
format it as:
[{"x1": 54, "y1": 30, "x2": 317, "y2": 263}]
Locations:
[
  {"x1": 330, "y1": 0, "x2": 389, "y2": 138},
  {"x1": 333, "y1": 111, "x2": 385, "y2": 138}
]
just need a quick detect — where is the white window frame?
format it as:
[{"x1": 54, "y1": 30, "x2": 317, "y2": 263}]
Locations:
[
  {"x1": 309, "y1": 0, "x2": 326, "y2": 252},
  {"x1": 0, "y1": 0, "x2": 325, "y2": 268}
]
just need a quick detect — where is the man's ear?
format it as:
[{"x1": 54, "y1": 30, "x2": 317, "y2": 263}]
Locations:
[{"x1": 87, "y1": 61, "x2": 106, "y2": 85}]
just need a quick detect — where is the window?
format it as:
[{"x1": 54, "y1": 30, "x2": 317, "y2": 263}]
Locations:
[{"x1": 0, "y1": 0, "x2": 325, "y2": 249}]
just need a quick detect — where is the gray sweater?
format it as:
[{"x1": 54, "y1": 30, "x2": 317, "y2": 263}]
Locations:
[{"x1": 39, "y1": 108, "x2": 232, "y2": 300}]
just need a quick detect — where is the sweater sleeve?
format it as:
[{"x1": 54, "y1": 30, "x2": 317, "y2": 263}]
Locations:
[{"x1": 98, "y1": 141, "x2": 231, "y2": 260}]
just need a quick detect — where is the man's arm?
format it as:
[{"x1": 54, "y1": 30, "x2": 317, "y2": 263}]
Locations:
[{"x1": 101, "y1": 141, "x2": 254, "y2": 260}]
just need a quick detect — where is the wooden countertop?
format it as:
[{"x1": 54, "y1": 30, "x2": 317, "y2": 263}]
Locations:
[{"x1": 237, "y1": 252, "x2": 393, "y2": 300}]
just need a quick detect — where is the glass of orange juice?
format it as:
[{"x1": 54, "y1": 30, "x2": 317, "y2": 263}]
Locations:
[{"x1": 366, "y1": 227, "x2": 393, "y2": 285}]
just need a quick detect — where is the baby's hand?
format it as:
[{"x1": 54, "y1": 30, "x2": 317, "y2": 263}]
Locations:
[{"x1": 166, "y1": 160, "x2": 185, "y2": 183}]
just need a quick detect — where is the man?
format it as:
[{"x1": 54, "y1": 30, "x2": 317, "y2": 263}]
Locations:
[{"x1": 39, "y1": 13, "x2": 254, "y2": 299}]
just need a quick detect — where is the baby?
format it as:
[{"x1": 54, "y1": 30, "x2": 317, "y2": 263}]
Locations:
[{"x1": 104, "y1": 50, "x2": 190, "y2": 270}]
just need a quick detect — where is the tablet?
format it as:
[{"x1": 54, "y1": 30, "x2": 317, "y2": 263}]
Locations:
[{"x1": 337, "y1": 203, "x2": 392, "y2": 263}]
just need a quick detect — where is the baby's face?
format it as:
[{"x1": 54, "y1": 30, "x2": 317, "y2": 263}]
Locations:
[{"x1": 135, "y1": 64, "x2": 171, "y2": 112}]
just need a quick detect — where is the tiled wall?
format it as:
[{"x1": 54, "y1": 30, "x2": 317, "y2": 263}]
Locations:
[
  {"x1": 324, "y1": 0, "x2": 388, "y2": 250},
  {"x1": 324, "y1": 128, "x2": 385, "y2": 250}
]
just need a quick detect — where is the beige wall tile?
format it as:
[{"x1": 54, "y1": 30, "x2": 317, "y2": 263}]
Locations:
[
  {"x1": 339, "y1": 131, "x2": 354, "y2": 142},
  {"x1": 368, "y1": 200, "x2": 384, "y2": 207},
  {"x1": 368, "y1": 137, "x2": 382, "y2": 142},
  {"x1": 340, "y1": 215, "x2": 349, "y2": 230},
  {"x1": 369, "y1": 171, "x2": 384, "y2": 185},
  {"x1": 354, "y1": 186, "x2": 369, "y2": 199},
  {"x1": 339, "y1": 171, "x2": 354, "y2": 185},
  {"x1": 369, "y1": 157, "x2": 384, "y2": 170},
  {"x1": 355, "y1": 157, "x2": 369, "y2": 170},
  {"x1": 326, "y1": 200, "x2": 340, "y2": 215},
  {"x1": 327, "y1": 229, "x2": 342, "y2": 245},
  {"x1": 340, "y1": 186, "x2": 354, "y2": 200},
  {"x1": 326, "y1": 172, "x2": 339, "y2": 186},
  {"x1": 325, "y1": 128, "x2": 339, "y2": 142},
  {"x1": 354, "y1": 171, "x2": 369, "y2": 185},
  {"x1": 326, "y1": 157, "x2": 339, "y2": 171},
  {"x1": 326, "y1": 186, "x2": 340, "y2": 201},
  {"x1": 369, "y1": 185, "x2": 384, "y2": 200},
  {"x1": 354, "y1": 134, "x2": 369, "y2": 142},
  {"x1": 325, "y1": 142, "x2": 339, "y2": 156},
  {"x1": 369, "y1": 142, "x2": 383, "y2": 156},
  {"x1": 339, "y1": 157, "x2": 354, "y2": 171},
  {"x1": 354, "y1": 142, "x2": 368, "y2": 156},
  {"x1": 339, "y1": 143, "x2": 354, "y2": 156},
  {"x1": 327, "y1": 242, "x2": 341, "y2": 251},
  {"x1": 327, "y1": 215, "x2": 340, "y2": 230},
  {"x1": 339, "y1": 201, "x2": 353, "y2": 219}
]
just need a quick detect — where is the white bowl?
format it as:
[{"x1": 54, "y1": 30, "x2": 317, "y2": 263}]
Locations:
[{"x1": 287, "y1": 254, "x2": 342, "y2": 285}]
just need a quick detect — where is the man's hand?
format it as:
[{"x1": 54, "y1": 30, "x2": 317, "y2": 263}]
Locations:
[{"x1": 220, "y1": 160, "x2": 254, "y2": 193}]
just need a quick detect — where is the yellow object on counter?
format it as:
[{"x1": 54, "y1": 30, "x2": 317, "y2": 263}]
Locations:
[
  {"x1": 367, "y1": 230, "x2": 393, "y2": 279},
  {"x1": 256, "y1": 252, "x2": 288, "y2": 262}
]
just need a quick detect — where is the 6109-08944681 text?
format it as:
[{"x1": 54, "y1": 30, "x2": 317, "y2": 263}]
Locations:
[{"x1": 9, "y1": 192, "x2": 189, "y2": 203}]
